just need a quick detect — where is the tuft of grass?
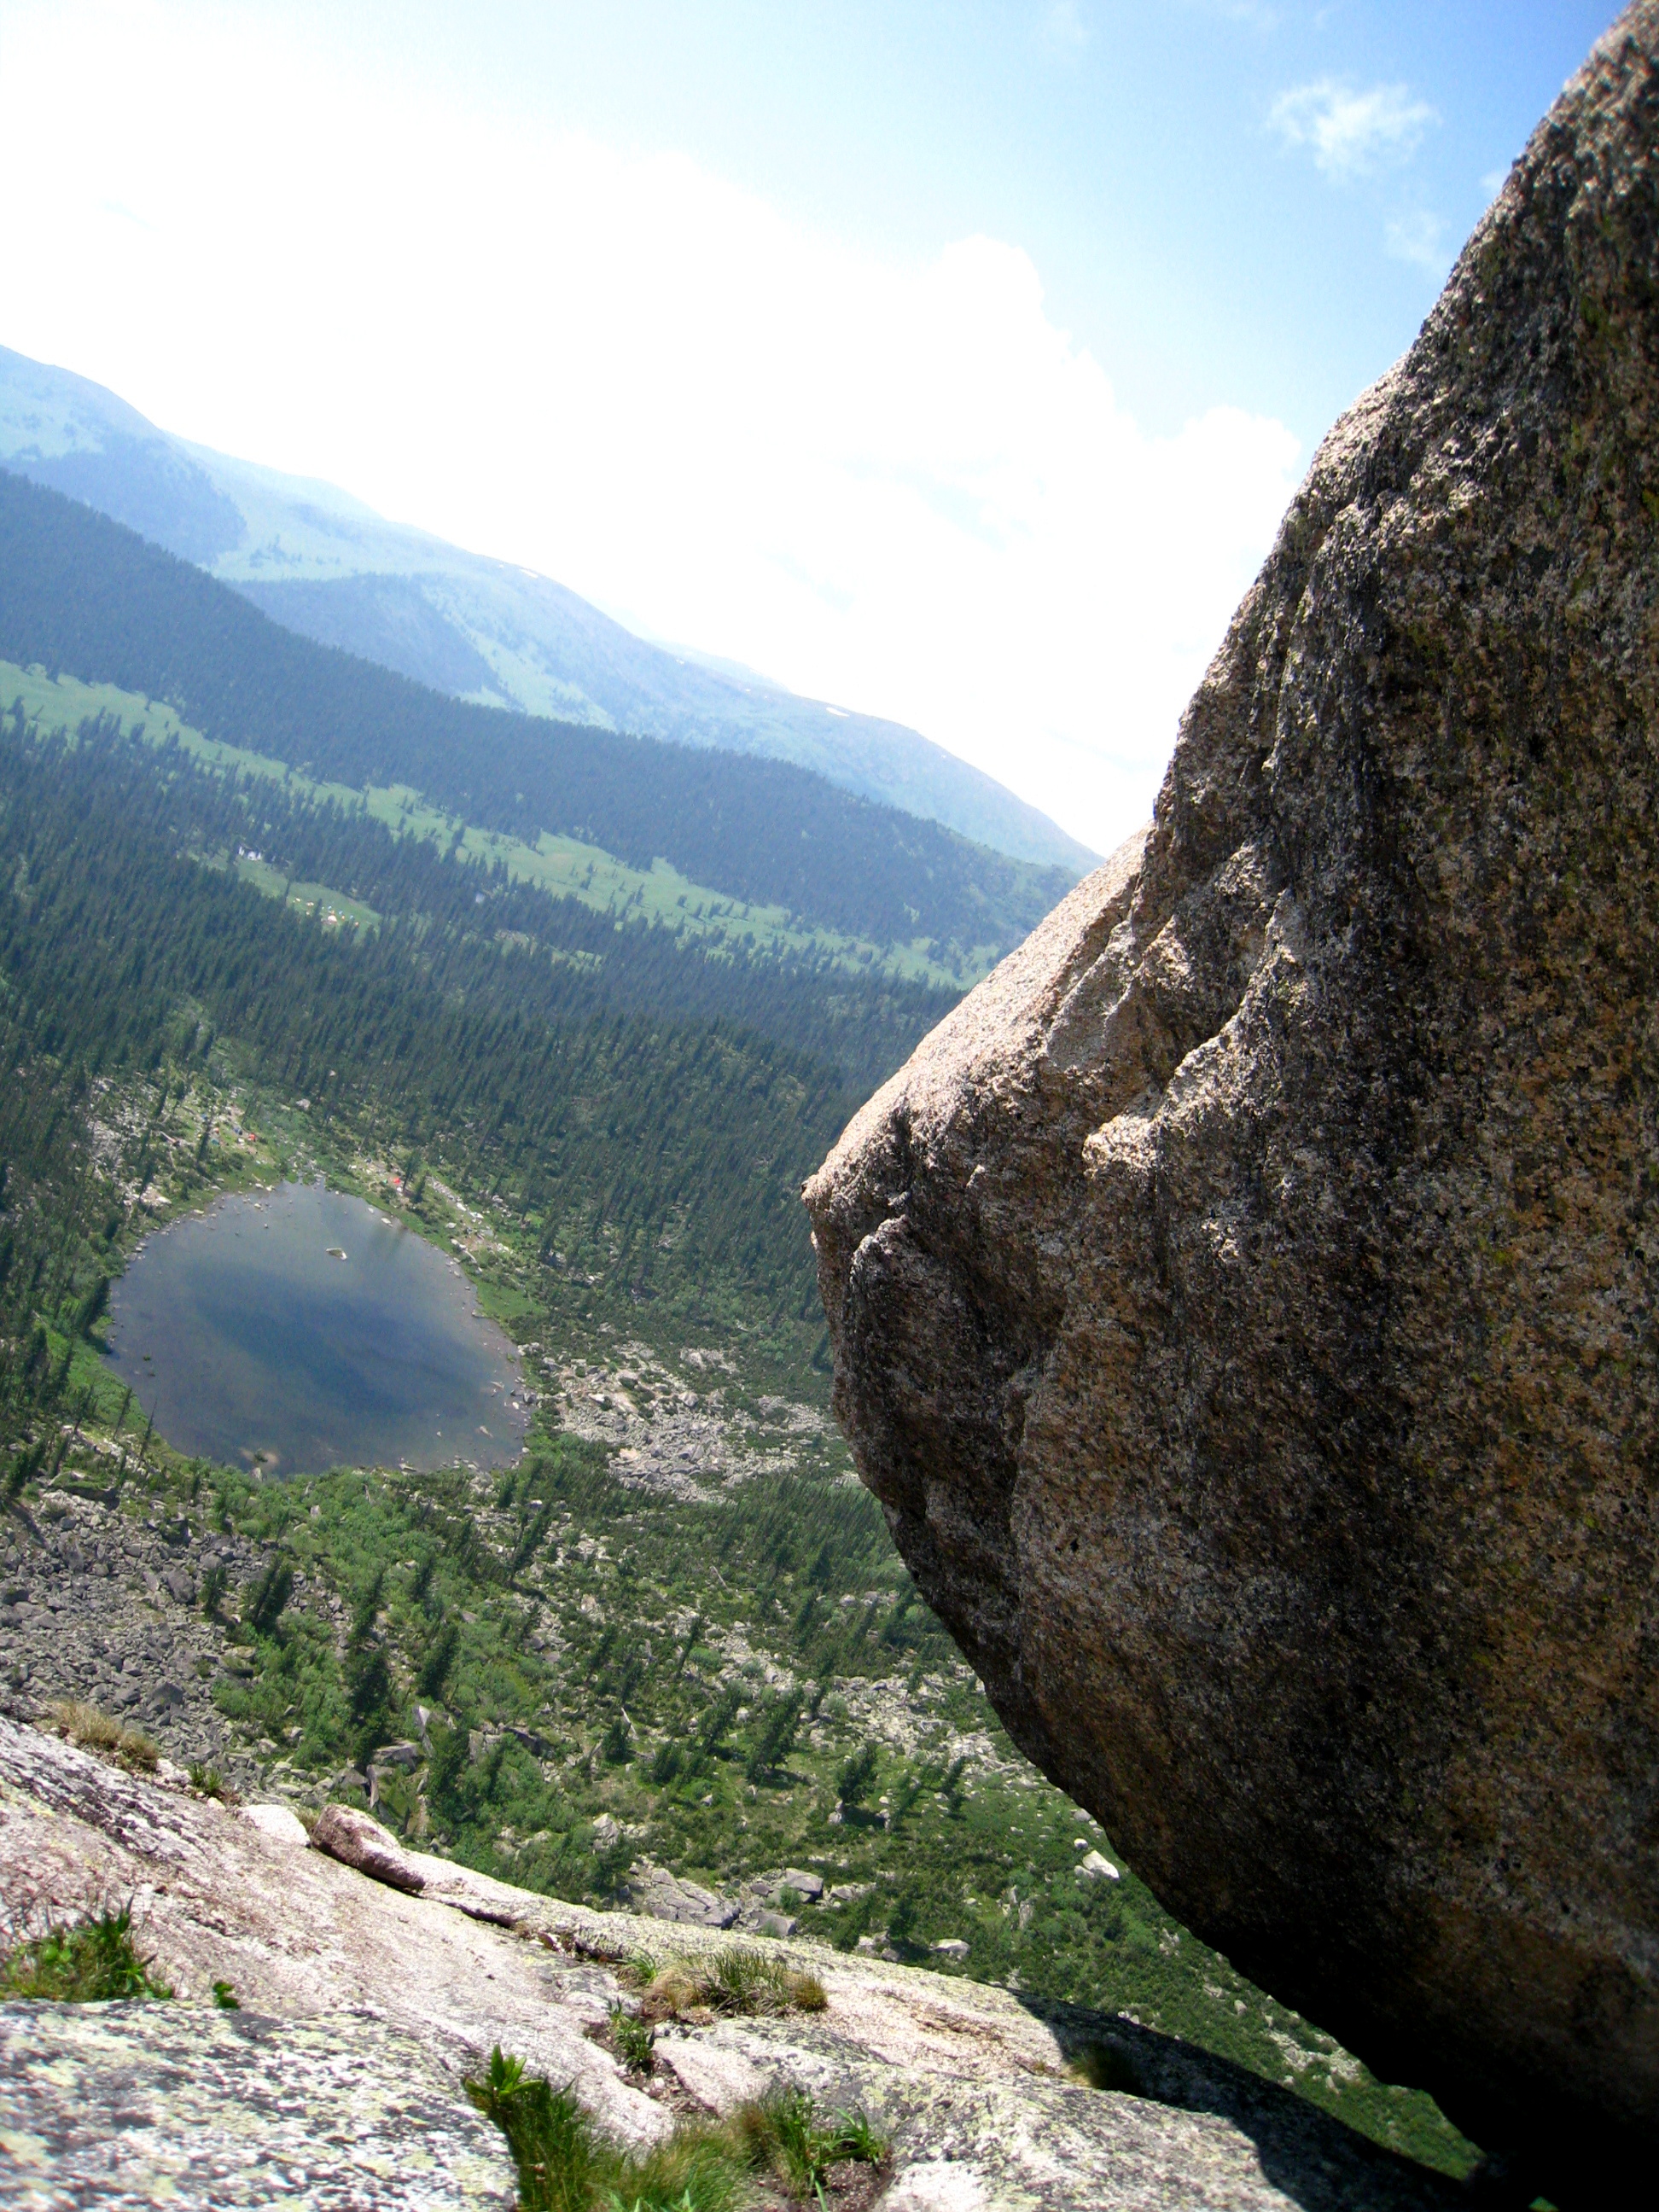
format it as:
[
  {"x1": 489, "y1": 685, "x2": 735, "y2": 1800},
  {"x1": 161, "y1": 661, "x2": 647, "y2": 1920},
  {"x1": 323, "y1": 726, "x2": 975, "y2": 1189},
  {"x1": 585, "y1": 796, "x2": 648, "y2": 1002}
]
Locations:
[
  {"x1": 464, "y1": 2047, "x2": 743, "y2": 2212},
  {"x1": 49, "y1": 1699, "x2": 160, "y2": 1772},
  {"x1": 637, "y1": 1947, "x2": 828, "y2": 2025},
  {"x1": 0, "y1": 1905, "x2": 172, "y2": 2002},
  {"x1": 212, "y1": 1979, "x2": 240, "y2": 2009},
  {"x1": 733, "y1": 2087, "x2": 888, "y2": 2202},
  {"x1": 608, "y1": 2001, "x2": 655, "y2": 2075},
  {"x1": 188, "y1": 1761, "x2": 225, "y2": 1798}
]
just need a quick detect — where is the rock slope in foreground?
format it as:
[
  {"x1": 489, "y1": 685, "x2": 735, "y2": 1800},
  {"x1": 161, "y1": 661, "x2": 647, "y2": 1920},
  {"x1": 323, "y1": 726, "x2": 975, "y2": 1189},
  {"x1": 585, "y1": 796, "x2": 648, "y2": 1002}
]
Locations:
[
  {"x1": 805, "y1": 8, "x2": 1659, "y2": 2199},
  {"x1": 0, "y1": 1718, "x2": 1458, "y2": 2210}
]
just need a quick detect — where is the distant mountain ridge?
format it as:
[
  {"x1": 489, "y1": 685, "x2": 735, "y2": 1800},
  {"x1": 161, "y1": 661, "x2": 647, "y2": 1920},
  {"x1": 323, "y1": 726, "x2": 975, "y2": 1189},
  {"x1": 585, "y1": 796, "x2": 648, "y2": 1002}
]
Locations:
[
  {"x1": 0, "y1": 343, "x2": 1096, "y2": 873},
  {"x1": 0, "y1": 469, "x2": 1071, "y2": 981}
]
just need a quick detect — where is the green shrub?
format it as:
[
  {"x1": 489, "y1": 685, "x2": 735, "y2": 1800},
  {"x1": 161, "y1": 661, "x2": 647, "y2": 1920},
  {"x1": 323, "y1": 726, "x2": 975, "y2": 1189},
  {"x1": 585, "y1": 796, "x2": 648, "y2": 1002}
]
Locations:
[
  {"x1": 418, "y1": 1620, "x2": 460, "y2": 1698},
  {"x1": 835, "y1": 1740, "x2": 879, "y2": 1811},
  {"x1": 245, "y1": 1557, "x2": 294, "y2": 1636},
  {"x1": 638, "y1": 1947, "x2": 826, "y2": 2024},
  {"x1": 743, "y1": 1691, "x2": 803, "y2": 1784},
  {"x1": 1, "y1": 1906, "x2": 172, "y2": 2001},
  {"x1": 734, "y1": 2087, "x2": 887, "y2": 2199},
  {"x1": 608, "y1": 2001, "x2": 655, "y2": 2075},
  {"x1": 464, "y1": 2047, "x2": 744, "y2": 2212},
  {"x1": 50, "y1": 1699, "x2": 159, "y2": 1772}
]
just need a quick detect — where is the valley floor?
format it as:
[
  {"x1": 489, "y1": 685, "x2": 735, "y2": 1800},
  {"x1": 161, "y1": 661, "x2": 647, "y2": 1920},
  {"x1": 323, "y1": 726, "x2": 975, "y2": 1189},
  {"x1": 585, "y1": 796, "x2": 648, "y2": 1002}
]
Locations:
[{"x1": 2, "y1": 1061, "x2": 1478, "y2": 2190}]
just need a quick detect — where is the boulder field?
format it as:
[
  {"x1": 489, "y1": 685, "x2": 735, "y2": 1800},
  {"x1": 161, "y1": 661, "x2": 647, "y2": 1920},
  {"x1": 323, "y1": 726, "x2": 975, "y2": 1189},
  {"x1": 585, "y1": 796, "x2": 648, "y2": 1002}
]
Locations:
[{"x1": 806, "y1": 8, "x2": 1659, "y2": 2199}]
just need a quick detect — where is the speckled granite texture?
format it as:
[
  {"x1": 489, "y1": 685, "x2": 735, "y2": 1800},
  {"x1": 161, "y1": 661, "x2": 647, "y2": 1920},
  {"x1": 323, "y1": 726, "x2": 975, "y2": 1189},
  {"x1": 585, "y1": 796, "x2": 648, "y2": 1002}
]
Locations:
[
  {"x1": 806, "y1": 9, "x2": 1659, "y2": 2203},
  {"x1": 0, "y1": 1717, "x2": 1463, "y2": 2210},
  {"x1": 0, "y1": 2004, "x2": 512, "y2": 2209}
]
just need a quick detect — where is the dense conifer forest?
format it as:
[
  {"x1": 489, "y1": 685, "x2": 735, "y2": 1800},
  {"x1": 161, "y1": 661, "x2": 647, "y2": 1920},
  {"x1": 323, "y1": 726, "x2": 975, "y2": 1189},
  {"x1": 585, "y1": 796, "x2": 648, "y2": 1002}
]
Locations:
[
  {"x1": 0, "y1": 469, "x2": 1075, "y2": 956},
  {"x1": 0, "y1": 723, "x2": 870, "y2": 1371}
]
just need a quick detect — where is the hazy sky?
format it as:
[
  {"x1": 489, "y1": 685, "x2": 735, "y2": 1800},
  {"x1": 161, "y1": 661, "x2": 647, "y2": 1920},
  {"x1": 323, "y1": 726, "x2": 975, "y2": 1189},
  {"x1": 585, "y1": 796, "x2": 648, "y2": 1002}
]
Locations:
[{"x1": 0, "y1": 2, "x2": 1619, "y2": 853}]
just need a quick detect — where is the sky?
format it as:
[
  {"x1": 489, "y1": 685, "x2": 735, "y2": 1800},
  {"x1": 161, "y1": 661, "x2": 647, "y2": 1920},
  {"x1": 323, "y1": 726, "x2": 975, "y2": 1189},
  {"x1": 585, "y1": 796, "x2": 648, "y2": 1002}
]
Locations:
[{"x1": 0, "y1": 1, "x2": 1621, "y2": 855}]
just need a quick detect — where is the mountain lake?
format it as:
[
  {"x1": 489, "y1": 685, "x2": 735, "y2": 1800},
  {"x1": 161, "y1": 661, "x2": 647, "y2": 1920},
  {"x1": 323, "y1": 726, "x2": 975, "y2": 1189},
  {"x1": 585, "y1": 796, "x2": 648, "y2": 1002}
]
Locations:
[{"x1": 102, "y1": 1180, "x2": 528, "y2": 1475}]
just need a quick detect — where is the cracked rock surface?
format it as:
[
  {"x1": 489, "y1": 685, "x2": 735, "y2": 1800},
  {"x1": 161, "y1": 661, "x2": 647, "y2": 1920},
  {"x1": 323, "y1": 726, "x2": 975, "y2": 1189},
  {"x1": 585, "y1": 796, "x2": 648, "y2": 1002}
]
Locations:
[
  {"x1": 0, "y1": 1717, "x2": 1460, "y2": 2210},
  {"x1": 805, "y1": 9, "x2": 1659, "y2": 2201}
]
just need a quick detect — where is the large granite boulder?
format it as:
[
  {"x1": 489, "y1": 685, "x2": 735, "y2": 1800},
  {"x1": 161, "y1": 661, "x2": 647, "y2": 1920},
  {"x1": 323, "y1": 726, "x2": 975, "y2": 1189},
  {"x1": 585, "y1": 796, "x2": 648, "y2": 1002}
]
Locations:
[{"x1": 805, "y1": 9, "x2": 1659, "y2": 2199}]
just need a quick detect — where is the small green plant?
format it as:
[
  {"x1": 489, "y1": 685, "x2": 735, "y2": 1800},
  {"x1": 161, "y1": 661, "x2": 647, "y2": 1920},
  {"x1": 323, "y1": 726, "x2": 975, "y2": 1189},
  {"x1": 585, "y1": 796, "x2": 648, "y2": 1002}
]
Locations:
[
  {"x1": 608, "y1": 2001, "x2": 655, "y2": 2075},
  {"x1": 464, "y1": 2046, "x2": 743, "y2": 2212},
  {"x1": 466, "y1": 2047, "x2": 600, "y2": 2212},
  {"x1": 50, "y1": 1699, "x2": 159, "y2": 1772},
  {"x1": 638, "y1": 1948, "x2": 826, "y2": 2025},
  {"x1": 0, "y1": 1906, "x2": 172, "y2": 2001},
  {"x1": 212, "y1": 1979, "x2": 240, "y2": 2009},
  {"x1": 188, "y1": 1762, "x2": 225, "y2": 1798},
  {"x1": 735, "y1": 2087, "x2": 888, "y2": 2203}
]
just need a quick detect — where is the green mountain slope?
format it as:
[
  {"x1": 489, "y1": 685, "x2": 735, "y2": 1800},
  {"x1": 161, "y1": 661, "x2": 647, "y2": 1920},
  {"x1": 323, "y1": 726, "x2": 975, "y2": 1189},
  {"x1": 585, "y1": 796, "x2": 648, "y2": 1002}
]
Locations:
[
  {"x1": 0, "y1": 342, "x2": 1097, "y2": 873},
  {"x1": 0, "y1": 723, "x2": 849, "y2": 1357},
  {"x1": 0, "y1": 469, "x2": 1072, "y2": 976}
]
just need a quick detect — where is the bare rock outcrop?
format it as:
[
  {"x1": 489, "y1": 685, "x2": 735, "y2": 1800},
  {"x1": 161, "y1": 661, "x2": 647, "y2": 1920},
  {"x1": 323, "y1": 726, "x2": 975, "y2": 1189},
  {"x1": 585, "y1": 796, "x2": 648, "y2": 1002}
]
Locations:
[
  {"x1": 805, "y1": 10, "x2": 1659, "y2": 2200},
  {"x1": 0, "y1": 1717, "x2": 1461, "y2": 2209}
]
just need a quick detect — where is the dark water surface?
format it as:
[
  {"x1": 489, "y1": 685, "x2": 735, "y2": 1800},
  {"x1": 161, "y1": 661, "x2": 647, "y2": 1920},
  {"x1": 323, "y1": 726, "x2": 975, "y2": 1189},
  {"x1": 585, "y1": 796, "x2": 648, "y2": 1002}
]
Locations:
[{"x1": 104, "y1": 1181, "x2": 527, "y2": 1475}]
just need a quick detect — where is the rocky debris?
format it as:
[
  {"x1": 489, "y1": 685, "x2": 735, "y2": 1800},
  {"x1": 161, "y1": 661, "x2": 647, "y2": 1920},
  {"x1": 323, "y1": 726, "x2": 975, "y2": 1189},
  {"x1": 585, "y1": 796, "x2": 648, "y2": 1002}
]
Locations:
[
  {"x1": 804, "y1": 9, "x2": 1659, "y2": 2199},
  {"x1": 551, "y1": 1342, "x2": 829, "y2": 1499},
  {"x1": 312, "y1": 1802, "x2": 428, "y2": 1893},
  {"x1": 0, "y1": 1484, "x2": 269, "y2": 1778},
  {"x1": 0, "y1": 2005, "x2": 513, "y2": 2210},
  {"x1": 0, "y1": 1715, "x2": 666, "y2": 2149},
  {"x1": 621, "y1": 1858, "x2": 741, "y2": 1929},
  {"x1": 652, "y1": 2029, "x2": 771, "y2": 2113},
  {"x1": 239, "y1": 1802, "x2": 310, "y2": 1847},
  {"x1": 0, "y1": 1715, "x2": 1463, "y2": 2210}
]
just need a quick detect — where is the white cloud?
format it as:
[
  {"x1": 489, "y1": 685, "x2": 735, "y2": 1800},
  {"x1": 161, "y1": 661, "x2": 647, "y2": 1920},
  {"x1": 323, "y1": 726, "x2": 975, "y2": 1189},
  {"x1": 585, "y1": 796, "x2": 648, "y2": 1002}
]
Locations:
[
  {"x1": 1270, "y1": 79, "x2": 1438, "y2": 181},
  {"x1": 0, "y1": 0, "x2": 1301, "y2": 856},
  {"x1": 1384, "y1": 207, "x2": 1449, "y2": 275}
]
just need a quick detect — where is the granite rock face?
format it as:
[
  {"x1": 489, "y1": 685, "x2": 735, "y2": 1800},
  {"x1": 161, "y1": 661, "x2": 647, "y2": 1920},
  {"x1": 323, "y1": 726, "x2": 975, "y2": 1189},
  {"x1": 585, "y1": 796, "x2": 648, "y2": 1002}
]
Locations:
[
  {"x1": 0, "y1": 1716, "x2": 1463, "y2": 2211},
  {"x1": 0, "y1": 2005, "x2": 514, "y2": 2211},
  {"x1": 805, "y1": 10, "x2": 1659, "y2": 2197}
]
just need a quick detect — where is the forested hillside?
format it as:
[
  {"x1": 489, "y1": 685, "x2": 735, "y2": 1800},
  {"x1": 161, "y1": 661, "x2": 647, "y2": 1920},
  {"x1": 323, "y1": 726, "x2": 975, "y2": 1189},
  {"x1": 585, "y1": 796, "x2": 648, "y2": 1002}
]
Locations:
[
  {"x1": 0, "y1": 724, "x2": 855, "y2": 1366},
  {"x1": 0, "y1": 470, "x2": 1074, "y2": 962},
  {"x1": 0, "y1": 342, "x2": 1097, "y2": 871}
]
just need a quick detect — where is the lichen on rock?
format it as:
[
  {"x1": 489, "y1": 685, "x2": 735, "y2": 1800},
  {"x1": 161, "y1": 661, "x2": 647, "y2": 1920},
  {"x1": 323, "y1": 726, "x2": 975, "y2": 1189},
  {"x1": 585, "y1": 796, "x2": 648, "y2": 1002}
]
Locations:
[
  {"x1": 805, "y1": 8, "x2": 1659, "y2": 2200},
  {"x1": 0, "y1": 1716, "x2": 1462, "y2": 2209}
]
